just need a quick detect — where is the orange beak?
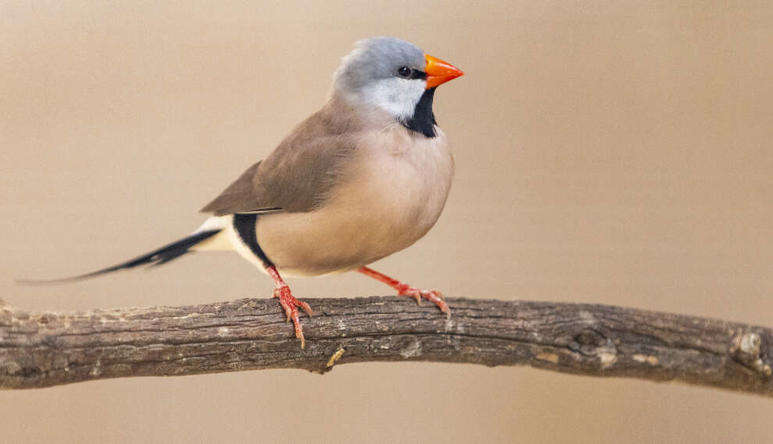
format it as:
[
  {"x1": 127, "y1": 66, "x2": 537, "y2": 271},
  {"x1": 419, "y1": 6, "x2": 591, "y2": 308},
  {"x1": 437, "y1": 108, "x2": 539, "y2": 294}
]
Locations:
[{"x1": 425, "y1": 54, "x2": 464, "y2": 89}]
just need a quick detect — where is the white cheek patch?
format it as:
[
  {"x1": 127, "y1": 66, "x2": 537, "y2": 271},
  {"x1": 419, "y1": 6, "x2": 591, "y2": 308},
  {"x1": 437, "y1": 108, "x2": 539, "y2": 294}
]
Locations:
[{"x1": 356, "y1": 78, "x2": 425, "y2": 121}]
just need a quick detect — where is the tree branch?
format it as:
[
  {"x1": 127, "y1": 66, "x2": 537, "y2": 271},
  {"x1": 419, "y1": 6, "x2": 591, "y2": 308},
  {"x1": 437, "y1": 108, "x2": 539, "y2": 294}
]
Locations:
[{"x1": 1, "y1": 296, "x2": 771, "y2": 395}]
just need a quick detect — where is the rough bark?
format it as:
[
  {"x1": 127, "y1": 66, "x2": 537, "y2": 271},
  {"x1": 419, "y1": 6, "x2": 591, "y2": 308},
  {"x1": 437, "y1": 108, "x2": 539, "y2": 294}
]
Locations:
[{"x1": 0, "y1": 296, "x2": 771, "y2": 395}]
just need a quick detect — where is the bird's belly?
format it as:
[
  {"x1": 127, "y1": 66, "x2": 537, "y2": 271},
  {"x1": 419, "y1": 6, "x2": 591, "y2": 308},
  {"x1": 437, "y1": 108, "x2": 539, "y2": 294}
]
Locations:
[{"x1": 256, "y1": 132, "x2": 453, "y2": 276}]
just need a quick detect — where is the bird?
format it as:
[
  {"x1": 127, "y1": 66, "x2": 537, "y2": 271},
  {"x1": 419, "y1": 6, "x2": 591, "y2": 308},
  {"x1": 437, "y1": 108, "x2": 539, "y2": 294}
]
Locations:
[{"x1": 21, "y1": 37, "x2": 464, "y2": 348}]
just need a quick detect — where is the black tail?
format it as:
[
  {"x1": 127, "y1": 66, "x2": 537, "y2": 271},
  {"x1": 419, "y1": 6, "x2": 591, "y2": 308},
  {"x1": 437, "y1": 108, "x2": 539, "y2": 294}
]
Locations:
[{"x1": 17, "y1": 229, "x2": 221, "y2": 285}]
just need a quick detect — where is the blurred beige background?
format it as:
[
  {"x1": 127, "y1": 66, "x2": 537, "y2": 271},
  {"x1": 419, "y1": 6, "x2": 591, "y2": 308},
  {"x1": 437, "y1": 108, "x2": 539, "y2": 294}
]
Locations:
[{"x1": 2, "y1": 1, "x2": 772, "y2": 443}]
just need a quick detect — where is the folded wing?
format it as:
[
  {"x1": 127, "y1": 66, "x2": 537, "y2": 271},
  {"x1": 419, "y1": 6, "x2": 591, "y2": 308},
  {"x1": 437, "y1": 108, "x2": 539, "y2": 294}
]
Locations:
[{"x1": 201, "y1": 100, "x2": 371, "y2": 216}]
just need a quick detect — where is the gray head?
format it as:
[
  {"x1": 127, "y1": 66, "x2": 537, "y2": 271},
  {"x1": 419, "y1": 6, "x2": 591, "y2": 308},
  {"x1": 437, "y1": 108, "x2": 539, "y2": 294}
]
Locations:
[{"x1": 333, "y1": 37, "x2": 463, "y2": 124}]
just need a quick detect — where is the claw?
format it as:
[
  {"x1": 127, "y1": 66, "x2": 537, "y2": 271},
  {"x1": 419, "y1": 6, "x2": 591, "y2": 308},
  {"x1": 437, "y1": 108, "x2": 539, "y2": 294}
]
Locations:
[
  {"x1": 397, "y1": 286, "x2": 450, "y2": 318},
  {"x1": 358, "y1": 266, "x2": 451, "y2": 318},
  {"x1": 396, "y1": 283, "x2": 422, "y2": 304},
  {"x1": 267, "y1": 265, "x2": 312, "y2": 349},
  {"x1": 273, "y1": 285, "x2": 313, "y2": 348}
]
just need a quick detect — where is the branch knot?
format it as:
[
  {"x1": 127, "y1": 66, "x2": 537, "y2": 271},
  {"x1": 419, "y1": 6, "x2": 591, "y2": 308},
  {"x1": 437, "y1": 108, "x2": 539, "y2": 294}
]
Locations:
[
  {"x1": 731, "y1": 332, "x2": 772, "y2": 377},
  {"x1": 569, "y1": 328, "x2": 618, "y2": 369}
]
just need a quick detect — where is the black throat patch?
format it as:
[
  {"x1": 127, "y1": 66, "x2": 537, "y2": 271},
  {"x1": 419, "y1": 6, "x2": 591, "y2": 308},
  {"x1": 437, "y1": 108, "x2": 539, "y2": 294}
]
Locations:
[{"x1": 402, "y1": 87, "x2": 437, "y2": 138}]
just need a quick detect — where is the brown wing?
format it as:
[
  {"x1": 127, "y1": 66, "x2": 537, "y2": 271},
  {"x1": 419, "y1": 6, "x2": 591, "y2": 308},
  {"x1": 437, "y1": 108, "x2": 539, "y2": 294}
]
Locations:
[
  {"x1": 200, "y1": 99, "x2": 372, "y2": 216},
  {"x1": 199, "y1": 161, "x2": 276, "y2": 215}
]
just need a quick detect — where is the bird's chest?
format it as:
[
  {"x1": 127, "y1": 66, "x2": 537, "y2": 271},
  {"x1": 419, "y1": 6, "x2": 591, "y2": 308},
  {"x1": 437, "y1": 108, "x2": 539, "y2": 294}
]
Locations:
[
  {"x1": 350, "y1": 131, "x2": 454, "y2": 236},
  {"x1": 256, "y1": 129, "x2": 453, "y2": 275}
]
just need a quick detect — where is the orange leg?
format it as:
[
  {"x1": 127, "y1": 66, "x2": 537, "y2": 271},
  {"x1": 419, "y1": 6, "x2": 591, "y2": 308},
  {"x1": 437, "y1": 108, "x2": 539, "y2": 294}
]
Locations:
[
  {"x1": 266, "y1": 265, "x2": 312, "y2": 348},
  {"x1": 357, "y1": 266, "x2": 450, "y2": 317}
]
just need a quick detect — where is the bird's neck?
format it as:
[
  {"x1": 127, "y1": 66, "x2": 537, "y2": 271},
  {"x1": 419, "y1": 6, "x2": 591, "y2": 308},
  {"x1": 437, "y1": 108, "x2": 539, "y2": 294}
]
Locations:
[
  {"x1": 328, "y1": 88, "x2": 438, "y2": 138},
  {"x1": 401, "y1": 87, "x2": 437, "y2": 138}
]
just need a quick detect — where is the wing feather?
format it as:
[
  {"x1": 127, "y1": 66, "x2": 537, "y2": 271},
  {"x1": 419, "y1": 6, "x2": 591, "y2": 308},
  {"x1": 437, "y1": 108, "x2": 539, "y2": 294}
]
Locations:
[{"x1": 201, "y1": 99, "x2": 380, "y2": 216}]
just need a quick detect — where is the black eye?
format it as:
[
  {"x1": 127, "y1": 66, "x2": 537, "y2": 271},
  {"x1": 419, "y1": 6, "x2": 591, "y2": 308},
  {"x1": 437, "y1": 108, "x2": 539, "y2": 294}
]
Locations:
[{"x1": 397, "y1": 66, "x2": 412, "y2": 78}]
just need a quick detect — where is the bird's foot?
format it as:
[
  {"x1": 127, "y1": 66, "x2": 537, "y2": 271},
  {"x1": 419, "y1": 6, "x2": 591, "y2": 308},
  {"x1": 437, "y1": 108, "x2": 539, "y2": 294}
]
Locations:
[
  {"x1": 357, "y1": 266, "x2": 451, "y2": 318},
  {"x1": 265, "y1": 265, "x2": 312, "y2": 348},
  {"x1": 395, "y1": 284, "x2": 450, "y2": 318},
  {"x1": 273, "y1": 284, "x2": 313, "y2": 349}
]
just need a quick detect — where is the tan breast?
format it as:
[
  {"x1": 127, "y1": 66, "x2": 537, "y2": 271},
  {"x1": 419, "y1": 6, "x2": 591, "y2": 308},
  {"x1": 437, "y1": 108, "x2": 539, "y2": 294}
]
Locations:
[{"x1": 255, "y1": 125, "x2": 454, "y2": 276}]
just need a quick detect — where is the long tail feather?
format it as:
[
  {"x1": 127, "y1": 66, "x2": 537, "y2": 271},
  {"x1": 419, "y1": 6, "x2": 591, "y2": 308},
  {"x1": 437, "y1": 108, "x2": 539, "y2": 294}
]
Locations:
[{"x1": 17, "y1": 229, "x2": 221, "y2": 285}]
